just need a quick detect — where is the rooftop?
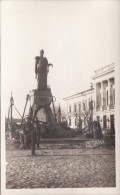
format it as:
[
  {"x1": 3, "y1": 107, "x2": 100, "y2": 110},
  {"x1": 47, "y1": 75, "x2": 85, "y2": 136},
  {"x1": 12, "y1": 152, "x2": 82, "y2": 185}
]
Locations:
[
  {"x1": 92, "y1": 63, "x2": 115, "y2": 79},
  {"x1": 63, "y1": 88, "x2": 94, "y2": 101}
]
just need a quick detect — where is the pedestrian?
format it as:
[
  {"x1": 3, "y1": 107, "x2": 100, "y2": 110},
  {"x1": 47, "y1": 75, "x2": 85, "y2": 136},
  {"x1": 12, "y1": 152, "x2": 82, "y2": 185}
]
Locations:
[
  {"x1": 34, "y1": 117, "x2": 40, "y2": 149},
  {"x1": 23, "y1": 116, "x2": 33, "y2": 148}
]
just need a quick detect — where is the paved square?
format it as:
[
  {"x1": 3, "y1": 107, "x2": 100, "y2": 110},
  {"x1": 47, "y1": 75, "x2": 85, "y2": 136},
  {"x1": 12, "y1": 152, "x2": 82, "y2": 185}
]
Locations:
[{"x1": 6, "y1": 144, "x2": 115, "y2": 188}]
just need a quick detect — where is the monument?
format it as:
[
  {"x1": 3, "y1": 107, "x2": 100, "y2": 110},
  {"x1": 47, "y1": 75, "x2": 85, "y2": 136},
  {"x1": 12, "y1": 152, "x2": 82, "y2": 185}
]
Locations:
[
  {"x1": 28, "y1": 50, "x2": 55, "y2": 154},
  {"x1": 29, "y1": 49, "x2": 55, "y2": 124},
  {"x1": 26, "y1": 50, "x2": 76, "y2": 155}
]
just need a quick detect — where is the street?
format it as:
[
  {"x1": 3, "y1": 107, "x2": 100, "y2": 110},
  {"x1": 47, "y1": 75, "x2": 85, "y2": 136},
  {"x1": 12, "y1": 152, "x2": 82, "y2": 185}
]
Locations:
[{"x1": 6, "y1": 141, "x2": 115, "y2": 188}]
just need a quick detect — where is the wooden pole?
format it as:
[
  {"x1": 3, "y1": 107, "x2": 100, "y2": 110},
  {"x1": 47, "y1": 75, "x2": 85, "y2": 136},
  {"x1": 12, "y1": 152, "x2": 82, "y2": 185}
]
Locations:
[
  {"x1": 10, "y1": 91, "x2": 14, "y2": 139},
  {"x1": 52, "y1": 97, "x2": 57, "y2": 122},
  {"x1": 91, "y1": 95, "x2": 94, "y2": 137},
  {"x1": 21, "y1": 95, "x2": 29, "y2": 125},
  {"x1": 31, "y1": 128, "x2": 35, "y2": 156}
]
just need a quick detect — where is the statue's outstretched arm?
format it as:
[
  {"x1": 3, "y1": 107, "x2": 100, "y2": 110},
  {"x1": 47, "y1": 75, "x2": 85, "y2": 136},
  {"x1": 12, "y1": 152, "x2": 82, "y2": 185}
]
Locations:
[
  {"x1": 47, "y1": 63, "x2": 53, "y2": 73},
  {"x1": 48, "y1": 63, "x2": 53, "y2": 67}
]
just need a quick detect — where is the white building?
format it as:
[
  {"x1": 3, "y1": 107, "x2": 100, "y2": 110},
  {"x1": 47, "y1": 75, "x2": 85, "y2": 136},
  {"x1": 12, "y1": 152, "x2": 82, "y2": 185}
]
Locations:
[
  {"x1": 92, "y1": 63, "x2": 115, "y2": 134},
  {"x1": 63, "y1": 88, "x2": 94, "y2": 129},
  {"x1": 63, "y1": 63, "x2": 115, "y2": 134}
]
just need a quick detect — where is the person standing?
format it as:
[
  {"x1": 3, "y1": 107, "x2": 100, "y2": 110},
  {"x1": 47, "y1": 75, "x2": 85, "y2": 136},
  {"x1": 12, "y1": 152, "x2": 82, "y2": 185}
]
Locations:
[{"x1": 23, "y1": 117, "x2": 33, "y2": 148}]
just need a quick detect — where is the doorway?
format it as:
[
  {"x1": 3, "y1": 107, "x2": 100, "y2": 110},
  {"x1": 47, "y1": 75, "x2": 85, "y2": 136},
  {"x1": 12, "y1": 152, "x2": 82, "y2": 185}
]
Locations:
[
  {"x1": 110, "y1": 115, "x2": 115, "y2": 135},
  {"x1": 103, "y1": 115, "x2": 107, "y2": 129}
]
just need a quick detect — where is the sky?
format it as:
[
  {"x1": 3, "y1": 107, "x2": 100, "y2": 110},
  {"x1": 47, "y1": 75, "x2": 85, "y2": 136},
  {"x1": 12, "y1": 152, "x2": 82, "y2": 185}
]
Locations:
[{"x1": 1, "y1": 0, "x2": 120, "y2": 119}]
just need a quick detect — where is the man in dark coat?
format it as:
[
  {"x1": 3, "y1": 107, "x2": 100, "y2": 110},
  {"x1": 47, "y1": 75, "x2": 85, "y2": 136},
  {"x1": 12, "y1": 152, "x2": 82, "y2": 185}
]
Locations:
[
  {"x1": 33, "y1": 117, "x2": 40, "y2": 149},
  {"x1": 23, "y1": 117, "x2": 33, "y2": 148}
]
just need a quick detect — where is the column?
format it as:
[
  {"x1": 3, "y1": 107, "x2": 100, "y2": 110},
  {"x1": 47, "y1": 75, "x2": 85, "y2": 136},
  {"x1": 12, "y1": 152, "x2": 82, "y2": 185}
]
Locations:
[
  {"x1": 113, "y1": 85, "x2": 115, "y2": 107},
  {"x1": 96, "y1": 83, "x2": 99, "y2": 111},
  {"x1": 108, "y1": 79, "x2": 111, "y2": 109},
  {"x1": 101, "y1": 81, "x2": 104, "y2": 111},
  {"x1": 94, "y1": 83, "x2": 97, "y2": 112}
]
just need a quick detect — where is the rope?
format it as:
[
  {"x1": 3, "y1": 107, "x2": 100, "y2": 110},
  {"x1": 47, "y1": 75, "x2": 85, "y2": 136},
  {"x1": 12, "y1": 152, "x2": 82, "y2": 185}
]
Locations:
[
  {"x1": 13, "y1": 105, "x2": 22, "y2": 118},
  {"x1": 8, "y1": 106, "x2": 10, "y2": 120}
]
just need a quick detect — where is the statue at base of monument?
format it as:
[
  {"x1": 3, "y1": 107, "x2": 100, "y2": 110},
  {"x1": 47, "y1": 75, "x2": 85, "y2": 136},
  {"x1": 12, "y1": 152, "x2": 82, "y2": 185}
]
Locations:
[{"x1": 35, "y1": 50, "x2": 53, "y2": 91}]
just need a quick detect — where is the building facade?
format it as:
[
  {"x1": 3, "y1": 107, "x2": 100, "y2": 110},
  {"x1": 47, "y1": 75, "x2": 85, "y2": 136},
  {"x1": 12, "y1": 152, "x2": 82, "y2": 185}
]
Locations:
[
  {"x1": 63, "y1": 63, "x2": 115, "y2": 134},
  {"x1": 63, "y1": 88, "x2": 94, "y2": 129},
  {"x1": 92, "y1": 63, "x2": 115, "y2": 134}
]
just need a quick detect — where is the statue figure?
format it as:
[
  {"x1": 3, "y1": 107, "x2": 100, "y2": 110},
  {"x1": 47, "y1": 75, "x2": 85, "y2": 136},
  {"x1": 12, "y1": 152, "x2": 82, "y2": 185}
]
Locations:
[{"x1": 35, "y1": 50, "x2": 53, "y2": 91}]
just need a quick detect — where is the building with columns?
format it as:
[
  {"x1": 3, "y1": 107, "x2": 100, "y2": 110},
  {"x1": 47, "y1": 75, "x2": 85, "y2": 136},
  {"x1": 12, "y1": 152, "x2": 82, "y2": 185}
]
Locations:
[
  {"x1": 92, "y1": 63, "x2": 115, "y2": 134},
  {"x1": 63, "y1": 63, "x2": 115, "y2": 134}
]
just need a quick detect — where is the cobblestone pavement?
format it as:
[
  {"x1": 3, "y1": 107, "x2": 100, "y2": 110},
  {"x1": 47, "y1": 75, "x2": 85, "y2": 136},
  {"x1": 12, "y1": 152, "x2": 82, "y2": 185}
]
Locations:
[{"x1": 6, "y1": 144, "x2": 116, "y2": 189}]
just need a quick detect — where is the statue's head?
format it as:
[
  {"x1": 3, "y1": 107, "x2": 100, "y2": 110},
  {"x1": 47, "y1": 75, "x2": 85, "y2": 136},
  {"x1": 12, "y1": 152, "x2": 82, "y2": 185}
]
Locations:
[{"x1": 40, "y1": 49, "x2": 44, "y2": 56}]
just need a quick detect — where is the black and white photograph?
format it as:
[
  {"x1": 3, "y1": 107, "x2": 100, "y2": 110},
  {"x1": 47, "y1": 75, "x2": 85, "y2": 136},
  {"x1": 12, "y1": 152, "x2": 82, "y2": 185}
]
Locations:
[{"x1": 1, "y1": 0, "x2": 120, "y2": 195}]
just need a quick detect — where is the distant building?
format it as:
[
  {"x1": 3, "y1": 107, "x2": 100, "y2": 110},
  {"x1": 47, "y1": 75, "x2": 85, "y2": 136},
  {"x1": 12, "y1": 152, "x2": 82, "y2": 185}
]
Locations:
[
  {"x1": 63, "y1": 88, "x2": 94, "y2": 129},
  {"x1": 63, "y1": 63, "x2": 115, "y2": 134}
]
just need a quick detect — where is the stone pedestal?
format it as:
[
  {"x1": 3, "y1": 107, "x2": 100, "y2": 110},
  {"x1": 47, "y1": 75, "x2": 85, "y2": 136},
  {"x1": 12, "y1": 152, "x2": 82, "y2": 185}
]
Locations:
[
  {"x1": 29, "y1": 89, "x2": 53, "y2": 108},
  {"x1": 29, "y1": 88, "x2": 55, "y2": 127}
]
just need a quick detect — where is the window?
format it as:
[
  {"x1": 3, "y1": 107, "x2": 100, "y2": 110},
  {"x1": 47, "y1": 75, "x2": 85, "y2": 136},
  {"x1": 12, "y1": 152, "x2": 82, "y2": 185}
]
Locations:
[
  {"x1": 74, "y1": 105, "x2": 77, "y2": 112},
  {"x1": 110, "y1": 115, "x2": 115, "y2": 134},
  {"x1": 79, "y1": 103, "x2": 81, "y2": 112},
  {"x1": 89, "y1": 101, "x2": 92, "y2": 110},
  {"x1": 103, "y1": 115, "x2": 107, "y2": 129}
]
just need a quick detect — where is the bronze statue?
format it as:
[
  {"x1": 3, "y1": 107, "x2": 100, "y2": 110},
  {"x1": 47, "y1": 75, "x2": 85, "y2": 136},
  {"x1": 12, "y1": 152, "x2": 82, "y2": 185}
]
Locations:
[{"x1": 35, "y1": 50, "x2": 53, "y2": 91}]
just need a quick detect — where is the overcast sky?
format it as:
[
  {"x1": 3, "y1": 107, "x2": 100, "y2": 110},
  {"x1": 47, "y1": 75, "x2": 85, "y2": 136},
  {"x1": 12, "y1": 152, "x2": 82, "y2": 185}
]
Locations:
[{"x1": 1, "y1": 0, "x2": 120, "y2": 118}]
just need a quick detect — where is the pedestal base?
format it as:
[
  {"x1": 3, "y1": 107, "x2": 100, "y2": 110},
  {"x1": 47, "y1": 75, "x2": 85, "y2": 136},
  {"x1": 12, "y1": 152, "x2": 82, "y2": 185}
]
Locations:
[{"x1": 29, "y1": 89, "x2": 53, "y2": 107}]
